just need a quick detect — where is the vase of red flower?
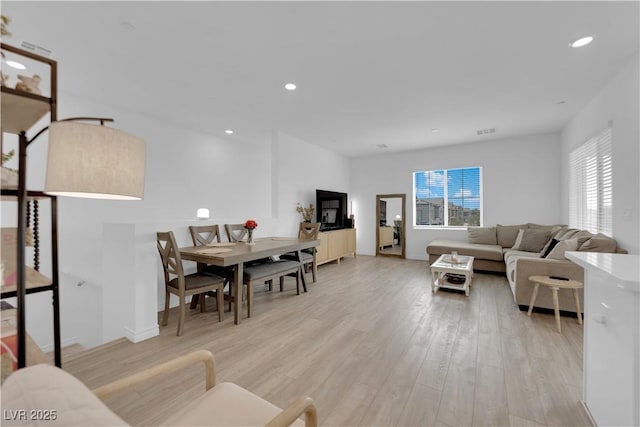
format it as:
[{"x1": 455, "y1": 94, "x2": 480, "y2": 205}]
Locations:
[{"x1": 244, "y1": 219, "x2": 258, "y2": 245}]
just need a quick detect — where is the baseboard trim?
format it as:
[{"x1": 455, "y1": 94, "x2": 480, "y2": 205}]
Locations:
[
  {"x1": 125, "y1": 325, "x2": 159, "y2": 343},
  {"x1": 41, "y1": 336, "x2": 77, "y2": 353}
]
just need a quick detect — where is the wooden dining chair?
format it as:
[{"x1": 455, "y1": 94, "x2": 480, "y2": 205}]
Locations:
[
  {"x1": 222, "y1": 225, "x2": 304, "y2": 317},
  {"x1": 281, "y1": 223, "x2": 321, "y2": 283},
  {"x1": 224, "y1": 222, "x2": 273, "y2": 270},
  {"x1": 157, "y1": 231, "x2": 226, "y2": 336},
  {"x1": 189, "y1": 225, "x2": 235, "y2": 311},
  {"x1": 224, "y1": 223, "x2": 249, "y2": 243}
]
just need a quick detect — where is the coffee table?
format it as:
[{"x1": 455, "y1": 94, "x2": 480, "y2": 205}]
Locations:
[{"x1": 430, "y1": 254, "x2": 474, "y2": 296}]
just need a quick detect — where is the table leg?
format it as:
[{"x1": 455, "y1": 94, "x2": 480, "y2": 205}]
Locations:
[
  {"x1": 431, "y1": 269, "x2": 437, "y2": 293},
  {"x1": 465, "y1": 273, "x2": 470, "y2": 296},
  {"x1": 552, "y1": 286, "x2": 561, "y2": 333},
  {"x1": 527, "y1": 282, "x2": 540, "y2": 316},
  {"x1": 233, "y1": 263, "x2": 243, "y2": 325},
  {"x1": 297, "y1": 250, "x2": 307, "y2": 292},
  {"x1": 573, "y1": 288, "x2": 583, "y2": 325}
]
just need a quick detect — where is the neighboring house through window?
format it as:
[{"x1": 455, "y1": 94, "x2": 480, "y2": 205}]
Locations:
[
  {"x1": 569, "y1": 126, "x2": 613, "y2": 236},
  {"x1": 413, "y1": 167, "x2": 482, "y2": 227}
]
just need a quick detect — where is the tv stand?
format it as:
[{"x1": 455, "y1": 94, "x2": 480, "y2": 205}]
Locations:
[{"x1": 316, "y1": 228, "x2": 356, "y2": 266}]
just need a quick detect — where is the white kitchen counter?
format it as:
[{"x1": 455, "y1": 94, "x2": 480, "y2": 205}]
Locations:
[
  {"x1": 567, "y1": 251, "x2": 639, "y2": 291},
  {"x1": 565, "y1": 251, "x2": 639, "y2": 427}
]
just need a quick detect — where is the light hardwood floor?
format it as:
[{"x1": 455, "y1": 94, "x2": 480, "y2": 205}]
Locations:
[{"x1": 63, "y1": 256, "x2": 591, "y2": 426}]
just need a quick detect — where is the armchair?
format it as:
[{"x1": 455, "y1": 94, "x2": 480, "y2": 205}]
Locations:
[{"x1": 1, "y1": 350, "x2": 317, "y2": 426}]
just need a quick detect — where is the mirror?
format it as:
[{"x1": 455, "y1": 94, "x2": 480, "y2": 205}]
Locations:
[{"x1": 376, "y1": 194, "x2": 406, "y2": 258}]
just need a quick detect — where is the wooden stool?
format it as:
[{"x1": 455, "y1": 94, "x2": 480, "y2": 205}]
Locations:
[{"x1": 527, "y1": 275, "x2": 583, "y2": 333}]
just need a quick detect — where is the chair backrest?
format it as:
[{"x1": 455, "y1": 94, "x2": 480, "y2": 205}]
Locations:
[
  {"x1": 298, "y1": 223, "x2": 320, "y2": 241},
  {"x1": 189, "y1": 225, "x2": 222, "y2": 246},
  {"x1": 224, "y1": 224, "x2": 248, "y2": 242},
  {"x1": 157, "y1": 231, "x2": 185, "y2": 284}
]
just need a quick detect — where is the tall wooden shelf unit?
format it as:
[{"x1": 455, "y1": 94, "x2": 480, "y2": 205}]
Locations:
[{"x1": 0, "y1": 43, "x2": 61, "y2": 368}]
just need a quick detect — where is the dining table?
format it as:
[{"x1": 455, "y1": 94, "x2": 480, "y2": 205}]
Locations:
[{"x1": 179, "y1": 237, "x2": 320, "y2": 324}]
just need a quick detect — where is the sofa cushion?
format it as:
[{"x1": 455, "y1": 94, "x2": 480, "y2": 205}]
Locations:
[
  {"x1": 540, "y1": 238, "x2": 560, "y2": 258},
  {"x1": 513, "y1": 229, "x2": 550, "y2": 252},
  {"x1": 545, "y1": 238, "x2": 578, "y2": 260},
  {"x1": 527, "y1": 223, "x2": 565, "y2": 234},
  {"x1": 427, "y1": 239, "x2": 503, "y2": 261},
  {"x1": 504, "y1": 250, "x2": 540, "y2": 283},
  {"x1": 579, "y1": 235, "x2": 617, "y2": 253},
  {"x1": 554, "y1": 228, "x2": 594, "y2": 246},
  {"x1": 467, "y1": 226, "x2": 497, "y2": 245},
  {"x1": 496, "y1": 224, "x2": 526, "y2": 248}
]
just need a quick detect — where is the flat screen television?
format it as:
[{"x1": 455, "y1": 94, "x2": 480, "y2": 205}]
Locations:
[{"x1": 316, "y1": 189, "x2": 348, "y2": 230}]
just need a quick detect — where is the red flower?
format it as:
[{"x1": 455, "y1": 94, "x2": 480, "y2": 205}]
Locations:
[{"x1": 244, "y1": 220, "x2": 258, "y2": 230}]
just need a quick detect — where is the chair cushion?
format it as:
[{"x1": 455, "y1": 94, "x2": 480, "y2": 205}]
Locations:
[
  {"x1": 162, "y1": 382, "x2": 304, "y2": 426},
  {"x1": 170, "y1": 272, "x2": 225, "y2": 290},
  {"x1": 244, "y1": 260, "x2": 300, "y2": 281},
  {"x1": 1, "y1": 364, "x2": 128, "y2": 426}
]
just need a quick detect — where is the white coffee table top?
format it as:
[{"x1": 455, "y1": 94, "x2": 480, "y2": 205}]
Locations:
[{"x1": 431, "y1": 254, "x2": 474, "y2": 272}]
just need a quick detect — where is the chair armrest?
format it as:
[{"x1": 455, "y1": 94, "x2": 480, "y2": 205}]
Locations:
[
  {"x1": 265, "y1": 396, "x2": 318, "y2": 427},
  {"x1": 92, "y1": 350, "x2": 216, "y2": 400}
]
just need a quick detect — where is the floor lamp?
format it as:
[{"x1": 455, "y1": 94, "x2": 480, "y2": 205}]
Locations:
[{"x1": 14, "y1": 117, "x2": 145, "y2": 367}]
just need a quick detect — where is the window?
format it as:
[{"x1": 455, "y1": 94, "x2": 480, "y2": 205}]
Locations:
[
  {"x1": 569, "y1": 127, "x2": 612, "y2": 236},
  {"x1": 413, "y1": 167, "x2": 482, "y2": 227}
]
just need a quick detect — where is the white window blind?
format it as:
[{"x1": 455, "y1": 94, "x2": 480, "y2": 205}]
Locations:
[
  {"x1": 569, "y1": 127, "x2": 612, "y2": 236},
  {"x1": 414, "y1": 167, "x2": 482, "y2": 227}
]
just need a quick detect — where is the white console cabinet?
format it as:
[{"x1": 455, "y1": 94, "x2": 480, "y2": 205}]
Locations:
[{"x1": 566, "y1": 252, "x2": 639, "y2": 427}]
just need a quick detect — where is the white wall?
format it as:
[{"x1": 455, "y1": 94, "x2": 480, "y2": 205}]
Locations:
[
  {"x1": 273, "y1": 131, "x2": 351, "y2": 236},
  {"x1": 351, "y1": 133, "x2": 562, "y2": 259},
  {"x1": 9, "y1": 92, "x2": 350, "y2": 349},
  {"x1": 561, "y1": 54, "x2": 639, "y2": 254}
]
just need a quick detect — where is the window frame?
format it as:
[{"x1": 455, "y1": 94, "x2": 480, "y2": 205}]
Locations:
[{"x1": 413, "y1": 166, "x2": 483, "y2": 229}]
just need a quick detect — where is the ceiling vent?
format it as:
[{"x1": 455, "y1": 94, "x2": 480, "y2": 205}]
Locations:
[
  {"x1": 20, "y1": 41, "x2": 52, "y2": 57},
  {"x1": 376, "y1": 144, "x2": 388, "y2": 149},
  {"x1": 476, "y1": 128, "x2": 496, "y2": 136}
]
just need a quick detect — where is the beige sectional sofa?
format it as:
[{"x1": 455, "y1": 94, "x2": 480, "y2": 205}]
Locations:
[{"x1": 427, "y1": 223, "x2": 626, "y2": 313}]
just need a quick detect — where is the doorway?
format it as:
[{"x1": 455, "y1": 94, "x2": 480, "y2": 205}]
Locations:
[{"x1": 376, "y1": 194, "x2": 406, "y2": 258}]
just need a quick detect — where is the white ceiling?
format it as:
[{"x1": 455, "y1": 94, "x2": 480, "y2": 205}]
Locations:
[{"x1": 3, "y1": 1, "x2": 639, "y2": 157}]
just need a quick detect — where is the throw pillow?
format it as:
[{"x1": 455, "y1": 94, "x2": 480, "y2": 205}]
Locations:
[
  {"x1": 527, "y1": 223, "x2": 566, "y2": 234},
  {"x1": 467, "y1": 227, "x2": 497, "y2": 245},
  {"x1": 497, "y1": 224, "x2": 527, "y2": 248},
  {"x1": 540, "y1": 238, "x2": 560, "y2": 258},
  {"x1": 545, "y1": 238, "x2": 578, "y2": 260},
  {"x1": 579, "y1": 236, "x2": 617, "y2": 253},
  {"x1": 517, "y1": 229, "x2": 552, "y2": 253},
  {"x1": 511, "y1": 229, "x2": 526, "y2": 250}
]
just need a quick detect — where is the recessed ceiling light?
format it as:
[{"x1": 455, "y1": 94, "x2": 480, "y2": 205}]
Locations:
[
  {"x1": 476, "y1": 128, "x2": 496, "y2": 136},
  {"x1": 431, "y1": 128, "x2": 441, "y2": 133},
  {"x1": 225, "y1": 129, "x2": 234, "y2": 134},
  {"x1": 570, "y1": 36, "x2": 594, "y2": 48},
  {"x1": 119, "y1": 21, "x2": 135, "y2": 31},
  {"x1": 284, "y1": 83, "x2": 297, "y2": 91},
  {"x1": 5, "y1": 60, "x2": 26, "y2": 70}
]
